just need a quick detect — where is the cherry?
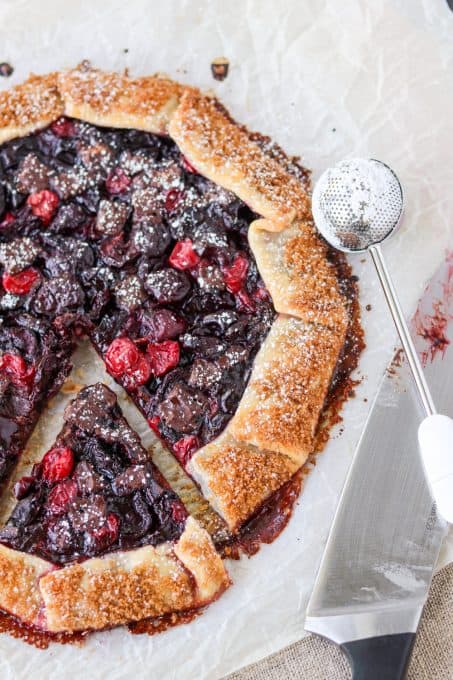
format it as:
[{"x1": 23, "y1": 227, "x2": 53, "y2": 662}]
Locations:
[
  {"x1": 50, "y1": 117, "x2": 76, "y2": 137},
  {"x1": 236, "y1": 289, "x2": 256, "y2": 312},
  {"x1": 171, "y1": 501, "x2": 187, "y2": 523},
  {"x1": 2, "y1": 267, "x2": 40, "y2": 295},
  {"x1": 105, "y1": 167, "x2": 131, "y2": 195},
  {"x1": 147, "y1": 415, "x2": 161, "y2": 435},
  {"x1": 27, "y1": 190, "x2": 59, "y2": 224},
  {"x1": 47, "y1": 479, "x2": 78, "y2": 515},
  {"x1": 13, "y1": 476, "x2": 35, "y2": 500},
  {"x1": 222, "y1": 254, "x2": 249, "y2": 294},
  {"x1": 42, "y1": 446, "x2": 75, "y2": 483},
  {"x1": 165, "y1": 188, "x2": 183, "y2": 212},
  {"x1": 253, "y1": 286, "x2": 271, "y2": 302},
  {"x1": 146, "y1": 340, "x2": 180, "y2": 377},
  {"x1": 173, "y1": 435, "x2": 199, "y2": 467},
  {"x1": 105, "y1": 337, "x2": 152, "y2": 387},
  {"x1": 0, "y1": 353, "x2": 35, "y2": 387},
  {"x1": 90, "y1": 512, "x2": 120, "y2": 547},
  {"x1": 124, "y1": 354, "x2": 152, "y2": 388},
  {"x1": 181, "y1": 156, "x2": 198, "y2": 173},
  {"x1": 105, "y1": 337, "x2": 140, "y2": 377},
  {"x1": 169, "y1": 239, "x2": 200, "y2": 271},
  {"x1": 0, "y1": 212, "x2": 15, "y2": 228}
]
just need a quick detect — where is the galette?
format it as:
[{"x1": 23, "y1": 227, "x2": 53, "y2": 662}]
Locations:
[{"x1": 0, "y1": 63, "x2": 361, "y2": 637}]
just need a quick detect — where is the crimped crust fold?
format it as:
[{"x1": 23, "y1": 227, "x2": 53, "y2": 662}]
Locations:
[
  {"x1": 229, "y1": 315, "x2": 346, "y2": 462},
  {"x1": 0, "y1": 72, "x2": 64, "y2": 144},
  {"x1": 168, "y1": 89, "x2": 311, "y2": 229},
  {"x1": 188, "y1": 434, "x2": 298, "y2": 532},
  {"x1": 249, "y1": 219, "x2": 349, "y2": 331},
  {"x1": 58, "y1": 63, "x2": 186, "y2": 134},
  {"x1": 0, "y1": 544, "x2": 52, "y2": 627},
  {"x1": 0, "y1": 518, "x2": 228, "y2": 633}
]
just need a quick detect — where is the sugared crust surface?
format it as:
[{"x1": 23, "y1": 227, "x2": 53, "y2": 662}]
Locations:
[
  {"x1": 229, "y1": 315, "x2": 346, "y2": 461},
  {"x1": 58, "y1": 63, "x2": 186, "y2": 134},
  {"x1": 0, "y1": 65, "x2": 357, "y2": 630},
  {"x1": 0, "y1": 72, "x2": 64, "y2": 144},
  {"x1": 40, "y1": 518, "x2": 228, "y2": 632},
  {"x1": 249, "y1": 219, "x2": 349, "y2": 331},
  {"x1": 0, "y1": 544, "x2": 51, "y2": 627},
  {"x1": 169, "y1": 89, "x2": 311, "y2": 228},
  {"x1": 188, "y1": 434, "x2": 298, "y2": 532}
]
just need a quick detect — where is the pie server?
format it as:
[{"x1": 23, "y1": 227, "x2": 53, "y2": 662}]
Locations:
[{"x1": 305, "y1": 255, "x2": 452, "y2": 679}]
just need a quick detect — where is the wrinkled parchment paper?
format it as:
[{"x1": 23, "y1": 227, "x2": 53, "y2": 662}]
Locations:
[{"x1": 0, "y1": 1, "x2": 452, "y2": 677}]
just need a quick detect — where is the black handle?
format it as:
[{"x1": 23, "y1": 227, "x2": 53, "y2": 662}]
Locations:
[{"x1": 340, "y1": 633, "x2": 416, "y2": 680}]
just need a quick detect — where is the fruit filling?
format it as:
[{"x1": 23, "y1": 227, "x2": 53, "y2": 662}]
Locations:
[
  {"x1": 0, "y1": 117, "x2": 275, "y2": 487},
  {"x1": 0, "y1": 384, "x2": 187, "y2": 564}
]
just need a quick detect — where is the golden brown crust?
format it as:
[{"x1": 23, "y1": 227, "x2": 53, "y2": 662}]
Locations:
[
  {"x1": 249, "y1": 219, "x2": 349, "y2": 331},
  {"x1": 58, "y1": 62, "x2": 187, "y2": 134},
  {"x1": 0, "y1": 73, "x2": 64, "y2": 144},
  {"x1": 169, "y1": 89, "x2": 311, "y2": 229},
  {"x1": 0, "y1": 544, "x2": 52, "y2": 627},
  {"x1": 37, "y1": 518, "x2": 228, "y2": 632},
  {"x1": 0, "y1": 65, "x2": 354, "y2": 583},
  {"x1": 188, "y1": 434, "x2": 298, "y2": 532},
  {"x1": 229, "y1": 315, "x2": 346, "y2": 462}
]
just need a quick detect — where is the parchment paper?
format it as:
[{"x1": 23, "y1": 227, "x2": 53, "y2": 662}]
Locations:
[{"x1": 0, "y1": 1, "x2": 452, "y2": 678}]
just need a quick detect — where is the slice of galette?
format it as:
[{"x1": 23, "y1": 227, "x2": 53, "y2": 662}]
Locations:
[
  {"x1": 0, "y1": 383, "x2": 229, "y2": 632},
  {"x1": 0, "y1": 63, "x2": 362, "y2": 545}
]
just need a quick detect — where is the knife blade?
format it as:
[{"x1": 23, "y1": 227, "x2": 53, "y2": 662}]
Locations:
[{"x1": 305, "y1": 255, "x2": 452, "y2": 679}]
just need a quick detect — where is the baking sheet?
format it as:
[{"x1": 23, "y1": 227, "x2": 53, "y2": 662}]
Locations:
[{"x1": 0, "y1": 0, "x2": 452, "y2": 677}]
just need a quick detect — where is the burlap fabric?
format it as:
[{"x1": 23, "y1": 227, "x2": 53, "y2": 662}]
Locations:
[{"x1": 227, "y1": 563, "x2": 453, "y2": 679}]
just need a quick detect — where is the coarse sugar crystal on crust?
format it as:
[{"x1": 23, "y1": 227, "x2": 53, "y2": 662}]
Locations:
[
  {"x1": 248, "y1": 219, "x2": 349, "y2": 331},
  {"x1": 40, "y1": 517, "x2": 229, "y2": 632},
  {"x1": 188, "y1": 434, "x2": 299, "y2": 532},
  {"x1": 168, "y1": 88, "x2": 312, "y2": 229},
  {"x1": 58, "y1": 62, "x2": 188, "y2": 134},
  {"x1": 0, "y1": 72, "x2": 64, "y2": 144},
  {"x1": 228, "y1": 315, "x2": 347, "y2": 463}
]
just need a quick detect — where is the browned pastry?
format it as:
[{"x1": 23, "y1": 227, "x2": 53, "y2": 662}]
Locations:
[{"x1": 0, "y1": 63, "x2": 359, "y2": 634}]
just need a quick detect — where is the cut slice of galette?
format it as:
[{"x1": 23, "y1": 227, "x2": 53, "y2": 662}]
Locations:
[
  {"x1": 0, "y1": 63, "x2": 361, "y2": 549},
  {"x1": 0, "y1": 383, "x2": 229, "y2": 632}
]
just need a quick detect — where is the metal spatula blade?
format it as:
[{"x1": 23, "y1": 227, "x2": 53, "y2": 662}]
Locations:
[{"x1": 305, "y1": 258, "x2": 452, "y2": 679}]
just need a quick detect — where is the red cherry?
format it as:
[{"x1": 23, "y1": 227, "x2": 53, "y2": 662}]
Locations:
[
  {"x1": 147, "y1": 415, "x2": 161, "y2": 435},
  {"x1": 146, "y1": 340, "x2": 180, "y2": 377},
  {"x1": 223, "y1": 254, "x2": 249, "y2": 294},
  {"x1": 165, "y1": 188, "x2": 183, "y2": 212},
  {"x1": 181, "y1": 156, "x2": 198, "y2": 173},
  {"x1": 236, "y1": 289, "x2": 256, "y2": 312},
  {"x1": 253, "y1": 286, "x2": 271, "y2": 302},
  {"x1": 50, "y1": 117, "x2": 76, "y2": 137},
  {"x1": 173, "y1": 435, "x2": 199, "y2": 467},
  {"x1": 47, "y1": 479, "x2": 78, "y2": 515},
  {"x1": 42, "y1": 446, "x2": 75, "y2": 483},
  {"x1": 105, "y1": 167, "x2": 131, "y2": 194},
  {"x1": 13, "y1": 476, "x2": 35, "y2": 500},
  {"x1": 0, "y1": 353, "x2": 35, "y2": 387},
  {"x1": 91, "y1": 512, "x2": 120, "y2": 547},
  {"x1": 169, "y1": 239, "x2": 200, "y2": 270},
  {"x1": 0, "y1": 212, "x2": 15, "y2": 228},
  {"x1": 124, "y1": 353, "x2": 152, "y2": 388},
  {"x1": 27, "y1": 190, "x2": 59, "y2": 224},
  {"x1": 105, "y1": 337, "x2": 140, "y2": 377},
  {"x1": 2, "y1": 267, "x2": 40, "y2": 295},
  {"x1": 171, "y1": 501, "x2": 187, "y2": 523}
]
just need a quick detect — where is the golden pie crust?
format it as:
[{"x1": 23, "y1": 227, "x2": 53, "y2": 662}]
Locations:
[{"x1": 0, "y1": 63, "x2": 354, "y2": 631}]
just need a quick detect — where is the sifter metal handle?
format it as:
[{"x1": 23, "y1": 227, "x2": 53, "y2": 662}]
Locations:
[{"x1": 369, "y1": 244, "x2": 436, "y2": 417}]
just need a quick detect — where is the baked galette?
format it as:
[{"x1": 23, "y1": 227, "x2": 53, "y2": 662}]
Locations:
[{"x1": 0, "y1": 63, "x2": 360, "y2": 635}]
